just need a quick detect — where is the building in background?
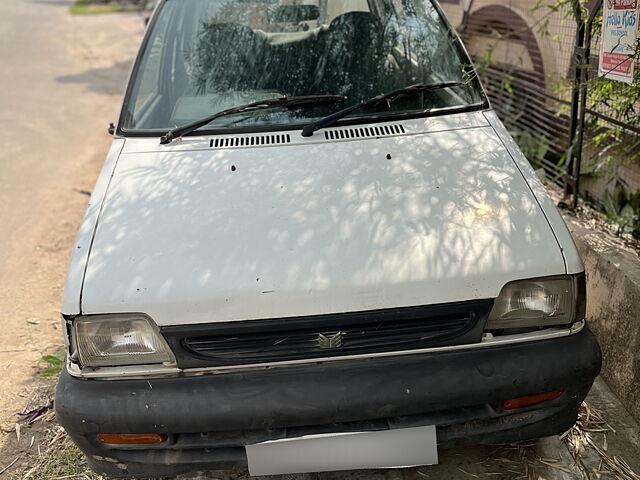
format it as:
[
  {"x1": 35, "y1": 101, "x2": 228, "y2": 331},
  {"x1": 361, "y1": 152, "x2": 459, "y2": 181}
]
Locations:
[{"x1": 439, "y1": 0, "x2": 640, "y2": 228}]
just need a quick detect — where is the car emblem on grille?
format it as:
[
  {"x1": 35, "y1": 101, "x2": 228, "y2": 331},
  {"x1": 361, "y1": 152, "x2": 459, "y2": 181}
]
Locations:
[{"x1": 317, "y1": 331, "x2": 345, "y2": 349}]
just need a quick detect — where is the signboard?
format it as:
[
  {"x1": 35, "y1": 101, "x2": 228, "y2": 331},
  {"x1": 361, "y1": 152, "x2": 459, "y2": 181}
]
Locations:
[{"x1": 599, "y1": 0, "x2": 639, "y2": 84}]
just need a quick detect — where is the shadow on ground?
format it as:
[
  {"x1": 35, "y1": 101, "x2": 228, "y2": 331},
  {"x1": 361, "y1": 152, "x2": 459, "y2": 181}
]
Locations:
[
  {"x1": 176, "y1": 443, "x2": 560, "y2": 480},
  {"x1": 57, "y1": 60, "x2": 133, "y2": 95}
]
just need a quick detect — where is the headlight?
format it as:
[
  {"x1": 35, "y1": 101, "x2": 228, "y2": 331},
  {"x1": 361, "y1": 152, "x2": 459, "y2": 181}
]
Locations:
[
  {"x1": 74, "y1": 315, "x2": 174, "y2": 367},
  {"x1": 486, "y1": 273, "x2": 586, "y2": 329}
]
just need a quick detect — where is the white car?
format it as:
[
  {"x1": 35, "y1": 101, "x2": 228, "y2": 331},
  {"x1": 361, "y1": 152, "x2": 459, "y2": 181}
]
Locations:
[{"x1": 55, "y1": 0, "x2": 601, "y2": 477}]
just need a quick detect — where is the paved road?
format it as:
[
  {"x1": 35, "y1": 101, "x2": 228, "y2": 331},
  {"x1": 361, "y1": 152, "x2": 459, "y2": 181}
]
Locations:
[
  {"x1": 0, "y1": 0, "x2": 128, "y2": 261},
  {"x1": 0, "y1": 0, "x2": 142, "y2": 460},
  {"x1": 0, "y1": 2, "x2": 638, "y2": 479}
]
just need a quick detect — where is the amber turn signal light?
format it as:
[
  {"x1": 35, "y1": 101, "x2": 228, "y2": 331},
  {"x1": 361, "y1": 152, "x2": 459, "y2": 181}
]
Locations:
[
  {"x1": 501, "y1": 390, "x2": 564, "y2": 410},
  {"x1": 97, "y1": 433, "x2": 168, "y2": 445}
]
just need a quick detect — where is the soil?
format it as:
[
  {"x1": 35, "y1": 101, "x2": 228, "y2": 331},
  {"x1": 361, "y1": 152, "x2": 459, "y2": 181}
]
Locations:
[
  {"x1": 0, "y1": 3, "x2": 145, "y2": 474},
  {"x1": 549, "y1": 184, "x2": 640, "y2": 256}
]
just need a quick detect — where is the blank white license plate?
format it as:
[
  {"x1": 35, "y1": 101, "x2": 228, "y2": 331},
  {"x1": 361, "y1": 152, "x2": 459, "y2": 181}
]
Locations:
[{"x1": 245, "y1": 425, "x2": 438, "y2": 476}]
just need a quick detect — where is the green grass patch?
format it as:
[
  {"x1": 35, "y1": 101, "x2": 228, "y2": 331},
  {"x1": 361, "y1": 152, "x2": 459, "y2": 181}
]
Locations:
[
  {"x1": 23, "y1": 435, "x2": 101, "y2": 480},
  {"x1": 69, "y1": 0, "x2": 143, "y2": 15},
  {"x1": 38, "y1": 348, "x2": 66, "y2": 377}
]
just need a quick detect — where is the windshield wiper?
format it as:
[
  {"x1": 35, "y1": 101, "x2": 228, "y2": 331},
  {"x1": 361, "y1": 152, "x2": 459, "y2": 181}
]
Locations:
[
  {"x1": 160, "y1": 95, "x2": 346, "y2": 144},
  {"x1": 301, "y1": 81, "x2": 464, "y2": 138}
]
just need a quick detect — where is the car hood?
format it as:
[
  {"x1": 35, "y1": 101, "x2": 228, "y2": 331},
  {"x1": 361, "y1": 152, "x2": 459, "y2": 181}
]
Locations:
[{"x1": 81, "y1": 121, "x2": 566, "y2": 326}]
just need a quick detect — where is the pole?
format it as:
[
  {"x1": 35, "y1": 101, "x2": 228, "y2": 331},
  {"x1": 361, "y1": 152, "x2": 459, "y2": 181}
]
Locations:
[
  {"x1": 566, "y1": 0, "x2": 604, "y2": 208},
  {"x1": 564, "y1": 0, "x2": 585, "y2": 202},
  {"x1": 573, "y1": 0, "x2": 604, "y2": 209}
]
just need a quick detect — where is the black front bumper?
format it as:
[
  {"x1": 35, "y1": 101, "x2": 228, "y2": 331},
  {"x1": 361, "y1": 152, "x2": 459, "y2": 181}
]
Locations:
[{"x1": 56, "y1": 325, "x2": 601, "y2": 477}]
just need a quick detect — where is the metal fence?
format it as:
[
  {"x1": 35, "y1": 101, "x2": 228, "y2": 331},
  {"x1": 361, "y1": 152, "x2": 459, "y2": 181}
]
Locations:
[
  {"x1": 459, "y1": 0, "x2": 640, "y2": 237},
  {"x1": 567, "y1": 1, "x2": 640, "y2": 221},
  {"x1": 463, "y1": 1, "x2": 578, "y2": 187}
]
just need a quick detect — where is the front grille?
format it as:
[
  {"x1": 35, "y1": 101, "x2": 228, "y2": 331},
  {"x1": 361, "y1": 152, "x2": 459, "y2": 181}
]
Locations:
[{"x1": 162, "y1": 300, "x2": 493, "y2": 369}]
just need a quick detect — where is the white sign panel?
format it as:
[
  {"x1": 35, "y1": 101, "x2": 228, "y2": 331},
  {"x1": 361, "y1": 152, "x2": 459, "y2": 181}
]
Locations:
[{"x1": 599, "y1": 0, "x2": 639, "y2": 84}]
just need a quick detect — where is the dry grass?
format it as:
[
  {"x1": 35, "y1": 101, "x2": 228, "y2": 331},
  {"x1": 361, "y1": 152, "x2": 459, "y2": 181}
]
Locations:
[
  {"x1": 479, "y1": 443, "x2": 564, "y2": 480},
  {"x1": 561, "y1": 402, "x2": 640, "y2": 480},
  {"x1": 3, "y1": 382, "x2": 101, "y2": 480},
  {"x1": 18, "y1": 432, "x2": 102, "y2": 480}
]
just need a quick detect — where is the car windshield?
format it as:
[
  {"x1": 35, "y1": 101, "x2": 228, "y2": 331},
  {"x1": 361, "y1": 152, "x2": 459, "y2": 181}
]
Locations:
[{"x1": 121, "y1": 0, "x2": 485, "y2": 133}]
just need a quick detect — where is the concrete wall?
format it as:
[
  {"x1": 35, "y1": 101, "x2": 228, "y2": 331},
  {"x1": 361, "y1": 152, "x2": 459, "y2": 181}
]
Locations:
[{"x1": 564, "y1": 216, "x2": 640, "y2": 421}]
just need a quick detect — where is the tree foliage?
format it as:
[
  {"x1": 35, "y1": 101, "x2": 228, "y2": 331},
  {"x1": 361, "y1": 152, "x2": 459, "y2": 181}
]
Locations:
[{"x1": 474, "y1": 0, "x2": 639, "y2": 236}]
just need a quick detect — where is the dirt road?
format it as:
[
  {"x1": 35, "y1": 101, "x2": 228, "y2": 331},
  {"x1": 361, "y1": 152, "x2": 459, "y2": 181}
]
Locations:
[{"x1": 0, "y1": 0, "x2": 144, "y2": 469}]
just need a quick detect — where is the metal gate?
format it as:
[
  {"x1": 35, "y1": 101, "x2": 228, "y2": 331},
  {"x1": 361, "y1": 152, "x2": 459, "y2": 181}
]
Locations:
[{"x1": 462, "y1": 0, "x2": 640, "y2": 236}]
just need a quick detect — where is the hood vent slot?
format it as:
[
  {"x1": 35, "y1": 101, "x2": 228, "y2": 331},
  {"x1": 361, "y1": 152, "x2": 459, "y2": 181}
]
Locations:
[
  {"x1": 210, "y1": 133, "x2": 291, "y2": 149},
  {"x1": 324, "y1": 123, "x2": 405, "y2": 141}
]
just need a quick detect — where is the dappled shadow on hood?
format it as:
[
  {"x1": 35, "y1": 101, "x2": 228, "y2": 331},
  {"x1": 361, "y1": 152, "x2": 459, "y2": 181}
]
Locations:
[{"x1": 80, "y1": 126, "x2": 564, "y2": 325}]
